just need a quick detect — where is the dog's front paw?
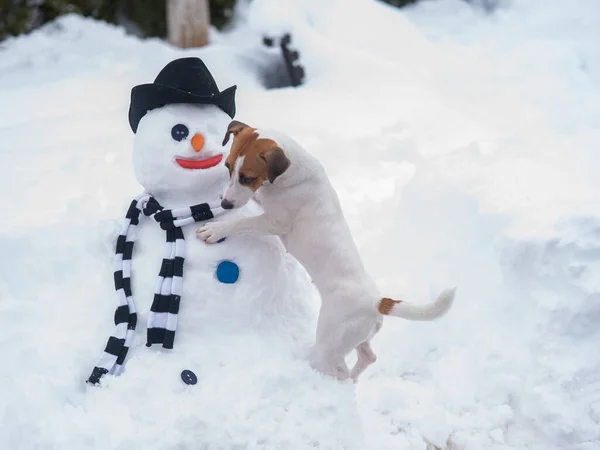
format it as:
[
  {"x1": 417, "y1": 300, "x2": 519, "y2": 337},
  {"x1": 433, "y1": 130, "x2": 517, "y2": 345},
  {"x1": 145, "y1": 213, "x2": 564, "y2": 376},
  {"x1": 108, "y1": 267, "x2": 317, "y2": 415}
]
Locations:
[{"x1": 196, "y1": 221, "x2": 230, "y2": 244}]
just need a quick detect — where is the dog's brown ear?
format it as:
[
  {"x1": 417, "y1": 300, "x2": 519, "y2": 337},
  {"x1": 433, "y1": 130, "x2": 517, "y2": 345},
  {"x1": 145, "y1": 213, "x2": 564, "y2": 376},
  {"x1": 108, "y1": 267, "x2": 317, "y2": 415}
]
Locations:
[
  {"x1": 222, "y1": 120, "x2": 249, "y2": 146},
  {"x1": 262, "y1": 146, "x2": 290, "y2": 183}
]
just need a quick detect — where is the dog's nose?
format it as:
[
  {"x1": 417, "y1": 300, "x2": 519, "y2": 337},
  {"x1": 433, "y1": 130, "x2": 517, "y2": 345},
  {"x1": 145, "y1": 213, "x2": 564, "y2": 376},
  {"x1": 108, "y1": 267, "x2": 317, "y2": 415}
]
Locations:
[{"x1": 221, "y1": 199, "x2": 234, "y2": 209}]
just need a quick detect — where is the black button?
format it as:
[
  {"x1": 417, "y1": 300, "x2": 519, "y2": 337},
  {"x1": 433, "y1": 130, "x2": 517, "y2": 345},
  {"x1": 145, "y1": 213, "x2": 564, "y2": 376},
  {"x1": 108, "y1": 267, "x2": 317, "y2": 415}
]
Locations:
[{"x1": 181, "y1": 369, "x2": 197, "y2": 385}]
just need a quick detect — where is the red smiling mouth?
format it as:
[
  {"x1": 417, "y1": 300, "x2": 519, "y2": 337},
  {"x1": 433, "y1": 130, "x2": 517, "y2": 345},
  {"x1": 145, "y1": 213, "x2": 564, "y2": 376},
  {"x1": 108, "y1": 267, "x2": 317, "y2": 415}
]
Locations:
[{"x1": 175, "y1": 154, "x2": 223, "y2": 170}]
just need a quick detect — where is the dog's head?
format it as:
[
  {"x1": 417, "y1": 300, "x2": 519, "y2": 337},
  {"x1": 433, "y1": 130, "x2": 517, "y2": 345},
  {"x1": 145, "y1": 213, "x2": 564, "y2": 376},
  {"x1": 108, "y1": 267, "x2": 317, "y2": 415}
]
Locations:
[{"x1": 220, "y1": 120, "x2": 290, "y2": 209}]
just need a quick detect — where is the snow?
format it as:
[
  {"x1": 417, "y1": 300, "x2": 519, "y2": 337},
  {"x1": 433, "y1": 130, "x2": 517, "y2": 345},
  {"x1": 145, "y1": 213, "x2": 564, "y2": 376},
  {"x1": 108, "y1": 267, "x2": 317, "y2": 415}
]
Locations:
[{"x1": 1, "y1": 0, "x2": 600, "y2": 448}]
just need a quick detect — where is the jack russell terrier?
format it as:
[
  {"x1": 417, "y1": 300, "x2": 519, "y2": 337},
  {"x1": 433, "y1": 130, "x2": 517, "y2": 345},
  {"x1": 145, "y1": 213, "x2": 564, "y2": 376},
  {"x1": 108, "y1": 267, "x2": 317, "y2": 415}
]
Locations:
[{"x1": 196, "y1": 121, "x2": 456, "y2": 381}]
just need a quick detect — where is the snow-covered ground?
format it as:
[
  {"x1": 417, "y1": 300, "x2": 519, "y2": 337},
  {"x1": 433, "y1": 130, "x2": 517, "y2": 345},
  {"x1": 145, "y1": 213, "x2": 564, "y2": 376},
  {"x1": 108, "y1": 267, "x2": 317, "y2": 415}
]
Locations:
[{"x1": 1, "y1": 0, "x2": 600, "y2": 448}]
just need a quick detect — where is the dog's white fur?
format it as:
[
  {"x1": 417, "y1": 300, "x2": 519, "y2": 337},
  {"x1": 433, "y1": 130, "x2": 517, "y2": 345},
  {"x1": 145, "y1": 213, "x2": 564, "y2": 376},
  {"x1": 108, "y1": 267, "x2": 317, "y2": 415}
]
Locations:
[{"x1": 197, "y1": 128, "x2": 456, "y2": 381}]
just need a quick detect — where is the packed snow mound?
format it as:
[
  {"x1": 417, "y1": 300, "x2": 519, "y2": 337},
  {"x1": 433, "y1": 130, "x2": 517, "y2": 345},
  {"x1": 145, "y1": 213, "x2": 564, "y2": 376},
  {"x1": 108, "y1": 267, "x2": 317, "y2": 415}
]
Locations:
[{"x1": 1, "y1": 0, "x2": 600, "y2": 449}]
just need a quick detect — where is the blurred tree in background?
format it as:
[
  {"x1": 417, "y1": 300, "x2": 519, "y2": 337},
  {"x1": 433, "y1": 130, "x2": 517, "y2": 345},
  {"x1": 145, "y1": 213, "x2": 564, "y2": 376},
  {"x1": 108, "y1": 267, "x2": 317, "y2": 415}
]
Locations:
[
  {"x1": 383, "y1": 0, "x2": 418, "y2": 6},
  {"x1": 0, "y1": 0, "x2": 421, "y2": 42},
  {"x1": 0, "y1": 0, "x2": 235, "y2": 41}
]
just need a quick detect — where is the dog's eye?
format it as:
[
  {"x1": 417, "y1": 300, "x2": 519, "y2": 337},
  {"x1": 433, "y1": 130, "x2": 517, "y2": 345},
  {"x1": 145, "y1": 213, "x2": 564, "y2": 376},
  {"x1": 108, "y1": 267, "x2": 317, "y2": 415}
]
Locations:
[
  {"x1": 239, "y1": 174, "x2": 257, "y2": 185},
  {"x1": 171, "y1": 124, "x2": 189, "y2": 142},
  {"x1": 224, "y1": 162, "x2": 231, "y2": 171}
]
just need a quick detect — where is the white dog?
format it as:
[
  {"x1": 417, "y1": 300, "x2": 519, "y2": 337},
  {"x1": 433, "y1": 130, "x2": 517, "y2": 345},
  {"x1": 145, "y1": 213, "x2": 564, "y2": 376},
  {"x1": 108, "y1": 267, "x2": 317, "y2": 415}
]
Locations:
[{"x1": 196, "y1": 121, "x2": 456, "y2": 381}]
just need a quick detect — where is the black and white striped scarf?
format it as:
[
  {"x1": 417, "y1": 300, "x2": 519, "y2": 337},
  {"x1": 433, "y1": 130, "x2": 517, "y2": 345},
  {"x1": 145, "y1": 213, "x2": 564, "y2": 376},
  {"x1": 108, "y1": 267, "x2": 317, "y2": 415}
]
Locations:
[{"x1": 87, "y1": 193, "x2": 224, "y2": 385}]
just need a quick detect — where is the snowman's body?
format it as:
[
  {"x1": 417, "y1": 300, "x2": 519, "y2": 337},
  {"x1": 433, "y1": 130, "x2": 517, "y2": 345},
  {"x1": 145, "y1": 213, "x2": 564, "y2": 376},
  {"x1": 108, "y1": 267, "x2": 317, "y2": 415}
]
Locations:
[
  {"x1": 128, "y1": 104, "x2": 316, "y2": 354},
  {"x1": 80, "y1": 61, "x2": 363, "y2": 448}
]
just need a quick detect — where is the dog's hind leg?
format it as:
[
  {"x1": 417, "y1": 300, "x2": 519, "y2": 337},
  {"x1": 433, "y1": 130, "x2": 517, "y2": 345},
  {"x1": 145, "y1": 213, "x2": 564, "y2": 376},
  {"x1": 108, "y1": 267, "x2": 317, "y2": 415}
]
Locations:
[
  {"x1": 333, "y1": 359, "x2": 351, "y2": 381},
  {"x1": 309, "y1": 347, "x2": 351, "y2": 381},
  {"x1": 350, "y1": 341, "x2": 377, "y2": 382}
]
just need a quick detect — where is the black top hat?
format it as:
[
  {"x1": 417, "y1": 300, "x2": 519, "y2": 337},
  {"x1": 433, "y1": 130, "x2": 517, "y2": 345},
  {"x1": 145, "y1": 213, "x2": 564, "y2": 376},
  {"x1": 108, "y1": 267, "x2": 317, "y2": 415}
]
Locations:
[{"x1": 128, "y1": 57, "x2": 237, "y2": 133}]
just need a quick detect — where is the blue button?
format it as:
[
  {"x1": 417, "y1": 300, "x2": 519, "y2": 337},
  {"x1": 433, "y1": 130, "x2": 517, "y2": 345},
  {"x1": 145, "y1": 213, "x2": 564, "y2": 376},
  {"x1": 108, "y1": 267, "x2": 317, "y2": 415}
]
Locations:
[
  {"x1": 217, "y1": 237, "x2": 226, "y2": 243},
  {"x1": 216, "y1": 260, "x2": 239, "y2": 284}
]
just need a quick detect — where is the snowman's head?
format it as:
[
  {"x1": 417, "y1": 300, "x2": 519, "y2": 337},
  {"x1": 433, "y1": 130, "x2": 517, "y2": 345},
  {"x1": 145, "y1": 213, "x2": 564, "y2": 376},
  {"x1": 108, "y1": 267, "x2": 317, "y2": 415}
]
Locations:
[{"x1": 132, "y1": 104, "x2": 231, "y2": 199}]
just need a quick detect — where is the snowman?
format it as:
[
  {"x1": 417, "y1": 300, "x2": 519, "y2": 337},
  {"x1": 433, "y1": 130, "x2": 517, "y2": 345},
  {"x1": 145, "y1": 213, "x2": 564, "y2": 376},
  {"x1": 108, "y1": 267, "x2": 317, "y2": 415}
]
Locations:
[{"x1": 88, "y1": 57, "x2": 317, "y2": 385}]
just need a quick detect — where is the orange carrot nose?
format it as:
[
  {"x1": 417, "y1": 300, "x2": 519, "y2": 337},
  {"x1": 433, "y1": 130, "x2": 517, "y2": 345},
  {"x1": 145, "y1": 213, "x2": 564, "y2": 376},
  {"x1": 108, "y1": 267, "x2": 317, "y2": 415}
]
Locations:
[{"x1": 191, "y1": 134, "x2": 205, "y2": 152}]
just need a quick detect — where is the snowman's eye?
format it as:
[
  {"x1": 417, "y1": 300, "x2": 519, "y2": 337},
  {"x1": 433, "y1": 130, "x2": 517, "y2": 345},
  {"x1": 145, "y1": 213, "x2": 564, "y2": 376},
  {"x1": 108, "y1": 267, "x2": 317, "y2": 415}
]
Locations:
[{"x1": 171, "y1": 124, "x2": 189, "y2": 142}]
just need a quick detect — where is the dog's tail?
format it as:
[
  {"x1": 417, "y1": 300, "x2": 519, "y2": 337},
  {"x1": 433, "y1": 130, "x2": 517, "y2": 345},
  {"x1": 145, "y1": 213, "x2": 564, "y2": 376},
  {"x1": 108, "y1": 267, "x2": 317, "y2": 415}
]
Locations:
[{"x1": 378, "y1": 287, "x2": 456, "y2": 321}]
